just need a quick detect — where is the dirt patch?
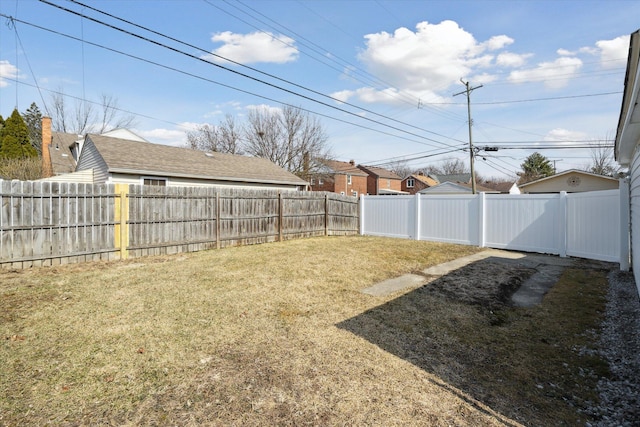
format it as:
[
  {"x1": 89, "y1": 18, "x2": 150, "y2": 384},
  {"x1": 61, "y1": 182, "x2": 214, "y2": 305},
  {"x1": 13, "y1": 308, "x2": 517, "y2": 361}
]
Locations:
[{"x1": 421, "y1": 259, "x2": 536, "y2": 307}]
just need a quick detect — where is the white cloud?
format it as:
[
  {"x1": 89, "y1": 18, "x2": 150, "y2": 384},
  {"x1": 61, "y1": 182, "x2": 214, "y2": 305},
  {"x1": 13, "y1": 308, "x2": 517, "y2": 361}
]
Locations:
[
  {"x1": 346, "y1": 20, "x2": 524, "y2": 105},
  {"x1": 496, "y1": 52, "x2": 532, "y2": 68},
  {"x1": 203, "y1": 31, "x2": 298, "y2": 64},
  {"x1": 557, "y1": 48, "x2": 574, "y2": 56},
  {"x1": 544, "y1": 128, "x2": 588, "y2": 142},
  {"x1": 508, "y1": 57, "x2": 583, "y2": 89},
  {"x1": 0, "y1": 60, "x2": 19, "y2": 88},
  {"x1": 469, "y1": 73, "x2": 498, "y2": 85},
  {"x1": 136, "y1": 122, "x2": 203, "y2": 147},
  {"x1": 245, "y1": 104, "x2": 282, "y2": 115},
  {"x1": 595, "y1": 35, "x2": 629, "y2": 69},
  {"x1": 481, "y1": 35, "x2": 514, "y2": 51}
]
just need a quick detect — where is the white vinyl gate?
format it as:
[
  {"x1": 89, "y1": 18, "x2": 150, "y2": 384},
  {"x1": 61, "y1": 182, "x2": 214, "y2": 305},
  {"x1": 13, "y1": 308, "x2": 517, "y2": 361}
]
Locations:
[{"x1": 361, "y1": 189, "x2": 627, "y2": 264}]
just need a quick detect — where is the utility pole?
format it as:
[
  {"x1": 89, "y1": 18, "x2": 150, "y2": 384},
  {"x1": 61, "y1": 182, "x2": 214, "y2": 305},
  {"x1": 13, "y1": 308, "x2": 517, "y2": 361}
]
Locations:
[
  {"x1": 453, "y1": 80, "x2": 482, "y2": 194},
  {"x1": 552, "y1": 159, "x2": 563, "y2": 174}
]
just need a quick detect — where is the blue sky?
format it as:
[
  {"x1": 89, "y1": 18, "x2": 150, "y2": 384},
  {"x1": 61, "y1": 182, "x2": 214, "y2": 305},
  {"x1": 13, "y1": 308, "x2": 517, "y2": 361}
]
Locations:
[{"x1": 1, "y1": 0, "x2": 639, "y2": 180}]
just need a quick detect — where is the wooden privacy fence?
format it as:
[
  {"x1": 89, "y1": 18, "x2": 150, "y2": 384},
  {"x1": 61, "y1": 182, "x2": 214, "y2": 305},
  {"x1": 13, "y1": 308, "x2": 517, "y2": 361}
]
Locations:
[{"x1": 0, "y1": 180, "x2": 360, "y2": 268}]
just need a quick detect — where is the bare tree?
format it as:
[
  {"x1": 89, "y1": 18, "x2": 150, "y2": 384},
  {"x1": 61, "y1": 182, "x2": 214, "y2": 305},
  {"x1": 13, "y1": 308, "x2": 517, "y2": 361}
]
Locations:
[
  {"x1": 422, "y1": 158, "x2": 469, "y2": 176},
  {"x1": 51, "y1": 90, "x2": 69, "y2": 133},
  {"x1": 96, "y1": 93, "x2": 136, "y2": 133},
  {"x1": 217, "y1": 115, "x2": 242, "y2": 154},
  {"x1": 244, "y1": 105, "x2": 331, "y2": 180},
  {"x1": 49, "y1": 90, "x2": 136, "y2": 134},
  {"x1": 439, "y1": 158, "x2": 468, "y2": 175},
  {"x1": 385, "y1": 160, "x2": 412, "y2": 178},
  {"x1": 588, "y1": 137, "x2": 617, "y2": 176},
  {"x1": 187, "y1": 115, "x2": 242, "y2": 154}
]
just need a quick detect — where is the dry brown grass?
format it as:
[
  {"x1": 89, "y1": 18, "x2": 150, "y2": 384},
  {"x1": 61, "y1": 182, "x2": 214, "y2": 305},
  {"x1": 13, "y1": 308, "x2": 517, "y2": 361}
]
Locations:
[{"x1": 0, "y1": 236, "x2": 611, "y2": 426}]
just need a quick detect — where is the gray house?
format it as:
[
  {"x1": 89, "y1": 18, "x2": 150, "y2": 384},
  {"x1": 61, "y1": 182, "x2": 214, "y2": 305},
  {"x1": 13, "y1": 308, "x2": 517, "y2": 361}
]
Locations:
[
  {"x1": 40, "y1": 117, "x2": 307, "y2": 191},
  {"x1": 75, "y1": 134, "x2": 308, "y2": 191}
]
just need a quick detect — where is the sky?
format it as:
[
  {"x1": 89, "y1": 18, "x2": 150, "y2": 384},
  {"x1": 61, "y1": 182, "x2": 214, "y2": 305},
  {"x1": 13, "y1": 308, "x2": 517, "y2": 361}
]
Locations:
[{"x1": 1, "y1": 0, "x2": 639, "y2": 180}]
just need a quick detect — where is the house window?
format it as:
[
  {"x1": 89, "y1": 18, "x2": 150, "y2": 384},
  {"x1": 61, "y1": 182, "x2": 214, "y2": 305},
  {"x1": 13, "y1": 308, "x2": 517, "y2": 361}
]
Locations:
[
  {"x1": 407, "y1": 178, "x2": 415, "y2": 188},
  {"x1": 347, "y1": 174, "x2": 352, "y2": 185},
  {"x1": 143, "y1": 178, "x2": 167, "y2": 186},
  {"x1": 318, "y1": 177, "x2": 324, "y2": 185},
  {"x1": 310, "y1": 178, "x2": 316, "y2": 185}
]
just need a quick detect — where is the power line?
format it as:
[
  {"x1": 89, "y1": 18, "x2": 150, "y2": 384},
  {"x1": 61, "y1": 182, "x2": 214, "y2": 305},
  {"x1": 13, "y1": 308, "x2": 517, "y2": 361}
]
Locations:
[
  {"x1": 6, "y1": 15, "x2": 49, "y2": 115},
  {"x1": 1, "y1": 12, "x2": 449, "y2": 148},
  {"x1": 57, "y1": 0, "x2": 464, "y2": 148},
  {"x1": 422, "y1": 91, "x2": 622, "y2": 105},
  {"x1": 213, "y1": 0, "x2": 419, "y2": 108},
  {"x1": 203, "y1": 0, "x2": 467, "y2": 125}
]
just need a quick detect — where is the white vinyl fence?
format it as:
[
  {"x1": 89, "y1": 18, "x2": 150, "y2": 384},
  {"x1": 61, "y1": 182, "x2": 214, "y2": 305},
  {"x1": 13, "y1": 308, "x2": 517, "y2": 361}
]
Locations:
[{"x1": 361, "y1": 189, "x2": 627, "y2": 265}]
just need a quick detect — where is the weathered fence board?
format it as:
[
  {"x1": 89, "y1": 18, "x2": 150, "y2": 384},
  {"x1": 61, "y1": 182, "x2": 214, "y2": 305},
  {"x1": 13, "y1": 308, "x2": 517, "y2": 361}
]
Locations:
[
  {"x1": 0, "y1": 180, "x2": 119, "y2": 268},
  {"x1": 0, "y1": 181, "x2": 359, "y2": 268}
]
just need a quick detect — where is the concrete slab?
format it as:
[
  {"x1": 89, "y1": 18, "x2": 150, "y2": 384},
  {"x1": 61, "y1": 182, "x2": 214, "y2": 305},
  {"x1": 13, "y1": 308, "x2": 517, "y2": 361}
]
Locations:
[
  {"x1": 512, "y1": 265, "x2": 566, "y2": 307},
  {"x1": 362, "y1": 248, "x2": 577, "y2": 305},
  {"x1": 421, "y1": 249, "x2": 524, "y2": 276},
  {"x1": 362, "y1": 273, "x2": 426, "y2": 296}
]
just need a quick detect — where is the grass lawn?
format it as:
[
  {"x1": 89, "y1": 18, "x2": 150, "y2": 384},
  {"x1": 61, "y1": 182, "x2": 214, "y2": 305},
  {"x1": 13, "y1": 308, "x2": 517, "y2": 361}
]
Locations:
[{"x1": 0, "y1": 236, "x2": 610, "y2": 426}]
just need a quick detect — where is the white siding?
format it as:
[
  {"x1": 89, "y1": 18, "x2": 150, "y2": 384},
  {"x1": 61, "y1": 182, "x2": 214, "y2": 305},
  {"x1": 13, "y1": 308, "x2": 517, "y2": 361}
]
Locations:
[
  {"x1": 38, "y1": 169, "x2": 94, "y2": 184},
  {"x1": 105, "y1": 173, "x2": 302, "y2": 191},
  {"x1": 76, "y1": 139, "x2": 109, "y2": 183},
  {"x1": 630, "y1": 147, "x2": 640, "y2": 291}
]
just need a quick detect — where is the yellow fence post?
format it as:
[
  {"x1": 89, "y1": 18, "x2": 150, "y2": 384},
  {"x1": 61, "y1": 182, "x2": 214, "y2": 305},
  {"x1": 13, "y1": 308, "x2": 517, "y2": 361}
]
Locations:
[{"x1": 114, "y1": 184, "x2": 130, "y2": 260}]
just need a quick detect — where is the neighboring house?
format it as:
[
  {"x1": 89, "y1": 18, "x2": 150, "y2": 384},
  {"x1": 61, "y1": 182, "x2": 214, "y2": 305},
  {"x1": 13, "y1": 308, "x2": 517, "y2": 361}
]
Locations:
[
  {"x1": 40, "y1": 116, "x2": 307, "y2": 190},
  {"x1": 518, "y1": 170, "x2": 619, "y2": 194},
  {"x1": 402, "y1": 172, "x2": 438, "y2": 195},
  {"x1": 41, "y1": 117, "x2": 79, "y2": 177},
  {"x1": 310, "y1": 159, "x2": 368, "y2": 197},
  {"x1": 615, "y1": 28, "x2": 639, "y2": 281},
  {"x1": 41, "y1": 117, "x2": 149, "y2": 178},
  {"x1": 482, "y1": 181, "x2": 521, "y2": 195},
  {"x1": 419, "y1": 181, "x2": 497, "y2": 195},
  {"x1": 75, "y1": 134, "x2": 308, "y2": 190},
  {"x1": 357, "y1": 164, "x2": 407, "y2": 195}
]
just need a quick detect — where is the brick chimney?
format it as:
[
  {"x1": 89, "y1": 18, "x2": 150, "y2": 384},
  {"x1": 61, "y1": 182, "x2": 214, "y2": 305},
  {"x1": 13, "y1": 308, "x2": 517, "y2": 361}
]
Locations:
[{"x1": 41, "y1": 116, "x2": 53, "y2": 178}]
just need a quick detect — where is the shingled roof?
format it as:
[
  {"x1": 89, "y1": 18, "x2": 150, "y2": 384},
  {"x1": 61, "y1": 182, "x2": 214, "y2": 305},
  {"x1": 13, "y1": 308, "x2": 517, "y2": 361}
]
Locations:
[
  {"x1": 49, "y1": 132, "x2": 78, "y2": 175},
  {"x1": 318, "y1": 159, "x2": 368, "y2": 176},
  {"x1": 409, "y1": 173, "x2": 438, "y2": 187},
  {"x1": 84, "y1": 134, "x2": 308, "y2": 186},
  {"x1": 357, "y1": 165, "x2": 401, "y2": 180}
]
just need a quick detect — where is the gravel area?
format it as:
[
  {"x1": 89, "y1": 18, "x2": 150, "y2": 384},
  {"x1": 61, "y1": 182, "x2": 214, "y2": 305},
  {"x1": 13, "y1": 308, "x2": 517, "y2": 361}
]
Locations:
[{"x1": 585, "y1": 269, "x2": 640, "y2": 427}]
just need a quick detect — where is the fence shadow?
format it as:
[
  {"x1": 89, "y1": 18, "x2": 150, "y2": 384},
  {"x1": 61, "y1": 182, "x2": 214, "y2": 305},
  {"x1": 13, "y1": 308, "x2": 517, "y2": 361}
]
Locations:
[{"x1": 336, "y1": 256, "x2": 596, "y2": 426}]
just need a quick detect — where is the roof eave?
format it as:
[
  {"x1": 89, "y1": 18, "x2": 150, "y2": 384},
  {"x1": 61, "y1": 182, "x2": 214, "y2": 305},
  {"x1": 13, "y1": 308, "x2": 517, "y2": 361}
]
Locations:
[
  {"x1": 108, "y1": 168, "x2": 306, "y2": 186},
  {"x1": 616, "y1": 30, "x2": 640, "y2": 167}
]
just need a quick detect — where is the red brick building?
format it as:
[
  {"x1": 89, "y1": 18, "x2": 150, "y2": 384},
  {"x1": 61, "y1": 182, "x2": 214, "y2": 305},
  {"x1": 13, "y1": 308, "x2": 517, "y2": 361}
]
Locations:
[
  {"x1": 309, "y1": 160, "x2": 368, "y2": 197},
  {"x1": 357, "y1": 165, "x2": 406, "y2": 195},
  {"x1": 401, "y1": 172, "x2": 438, "y2": 195}
]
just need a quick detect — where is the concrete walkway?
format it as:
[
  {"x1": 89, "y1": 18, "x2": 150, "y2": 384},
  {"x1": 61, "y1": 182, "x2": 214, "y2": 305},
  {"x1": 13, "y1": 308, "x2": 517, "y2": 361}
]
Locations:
[{"x1": 361, "y1": 248, "x2": 576, "y2": 307}]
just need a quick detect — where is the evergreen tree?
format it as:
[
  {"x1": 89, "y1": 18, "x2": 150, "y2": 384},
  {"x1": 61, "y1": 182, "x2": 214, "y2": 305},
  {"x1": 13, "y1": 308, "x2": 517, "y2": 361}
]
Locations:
[
  {"x1": 22, "y1": 102, "x2": 43, "y2": 156},
  {"x1": 518, "y1": 152, "x2": 554, "y2": 184},
  {"x1": 0, "y1": 109, "x2": 38, "y2": 159}
]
